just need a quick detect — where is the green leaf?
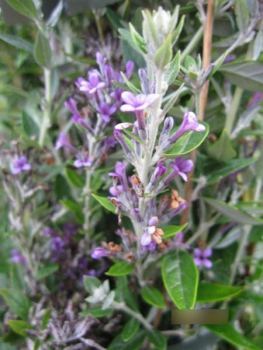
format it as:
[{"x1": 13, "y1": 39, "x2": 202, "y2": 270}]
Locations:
[
  {"x1": 163, "y1": 122, "x2": 209, "y2": 157},
  {"x1": 106, "y1": 261, "x2": 134, "y2": 276},
  {"x1": 41, "y1": 310, "x2": 50, "y2": 330},
  {"x1": 146, "y1": 329, "x2": 167, "y2": 350},
  {"x1": 7, "y1": 320, "x2": 33, "y2": 337},
  {"x1": 121, "y1": 318, "x2": 140, "y2": 341},
  {"x1": 108, "y1": 330, "x2": 146, "y2": 350},
  {"x1": 6, "y1": 0, "x2": 39, "y2": 20},
  {"x1": 235, "y1": 0, "x2": 250, "y2": 33},
  {"x1": 129, "y1": 23, "x2": 147, "y2": 54},
  {"x1": 162, "y1": 224, "x2": 188, "y2": 239},
  {"x1": 154, "y1": 34, "x2": 172, "y2": 70},
  {"x1": 0, "y1": 289, "x2": 31, "y2": 320},
  {"x1": 115, "y1": 276, "x2": 139, "y2": 311},
  {"x1": 219, "y1": 62, "x2": 263, "y2": 92},
  {"x1": 60, "y1": 199, "x2": 84, "y2": 224},
  {"x1": 46, "y1": 0, "x2": 63, "y2": 27},
  {"x1": 172, "y1": 15, "x2": 185, "y2": 45},
  {"x1": 206, "y1": 158, "x2": 256, "y2": 184},
  {"x1": 141, "y1": 286, "x2": 166, "y2": 309},
  {"x1": 106, "y1": 8, "x2": 124, "y2": 30},
  {"x1": 162, "y1": 250, "x2": 199, "y2": 309},
  {"x1": 205, "y1": 324, "x2": 262, "y2": 350},
  {"x1": 207, "y1": 129, "x2": 236, "y2": 162},
  {"x1": 0, "y1": 34, "x2": 33, "y2": 54},
  {"x1": 22, "y1": 110, "x2": 39, "y2": 138},
  {"x1": 120, "y1": 72, "x2": 141, "y2": 94},
  {"x1": 65, "y1": 168, "x2": 85, "y2": 188},
  {"x1": 34, "y1": 32, "x2": 52, "y2": 68},
  {"x1": 202, "y1": 197, "x2": 263, "y2": 225},
  {"x1": 35, "y1": 264, "x2": 58, "y2": 280},
  {"x1": 55, "y1": 174, "x2": 72, "y2": 200},
  {"x1": 119, "y1": 28, "x2": 144, "y2": 55},
  {"x1": 83, "y1": 276, "x2": 101, "y2": 294},
  {"x1": 197, "y1": 283, "x2": 244, "y2": 302},
  {"x1": 79, "y1": 307, "x2": 113, "y2": 318},
  {"x1": 208, "y1": 52, "x2": 228, "y2": 79},
  {"x1": 164, "y1": 51, "x2": 181, "y2": 85},
  {"x1": 92, "y1": 194, "x2": 116, "y2": 213},
  {"x1": 122, "y1": 127, "x2": 143, "y2": 145}
]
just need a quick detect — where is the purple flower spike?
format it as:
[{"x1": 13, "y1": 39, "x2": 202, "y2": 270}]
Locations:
[
  {"x1": 11, "y1": 249, "x2": 26, "y2": 264},
  {"x1": 76, "y1": 70, "x2": 106, "y2": 95},
  {"x1": 109, "y1": 162, "x2": 129, "y2": 192},
  {"x1": 169, "y1": 157, "x2": 194, "y2": 182},
  {"x1": 91, "y1": 247, "x2": 110, "y2": 259},
  {"x1": 169, "y1": 112, "x2": 205, "y2": 144},
  {"x1": 55, "y1": 133, "x2": 77, "y2": 153},
  {"x1": 149, "y1": 162, "x2": 167, "y2": 188},
  {"x1": 120, "y1": 91, "x2": 159, "y2": 112},
  {"x1": 64, "y1": 98, "x2": 79, "y2": 115},
  {"x1": 11, "y1": 156, "x2": 31, "y2": 175},
  {"x1": 194, "y1": 248, "x2": 213, "y2": 269},
  {"x1": 74, "y1": 155, "x2": 93, "y2": 168},
  {"x1": 97, "y1": 102, "x2": 116, "y2": 122}
]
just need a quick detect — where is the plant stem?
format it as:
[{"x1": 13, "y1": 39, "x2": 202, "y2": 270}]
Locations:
[
  {"x1": 39, "y1": 68, "x2": 52, "y2": 147},
  {"x1": 181, "y1": 26, "x2": 204, "y2": 63},
  {"x1": 112, "y1": 301, "x2": 153, "y2": 331},
  {"x1": 225, "y1": 87, "x2": 243, "y2": 134},
  {"x1": 83, "y1": 169, "x2": 92, "y2": 234}
]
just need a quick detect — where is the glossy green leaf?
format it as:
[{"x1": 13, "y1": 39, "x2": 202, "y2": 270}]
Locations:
[
  {"x1": 206, "y1": 158, "x2": 256, "y2": 184},
  {"x1": 162, "y1": 250, "x2": 199, "y2": 309},
  {"x1": 163, "y1": 122, "x2": 209, "y2": 157},
  {"x1": 197, "y1": 283, "x2": 244, "y2": 302},
  {"x1": 92, "y1": 194, "x2": 116, "y2": 213},
  {"x1": 79, "y1": 307, "x2": 113, "y2": 318},
  {"x1": 121, "y1": 318, "x2": 140, "y2": 341},
  {"x1": 202, "y1": 197, "x2": 263, "y2": 225},
  {"x1": 164, "y1": 51, "x2": 181, "y2": 85},
  {"x1": 141, "y1": 286, "x2": 166, "y2": 308},
  {"x1": 6, "y1": 0, "x2": 39, "y2": 20},
  {"x1": 35, "y1": 264, "x2": 58, "y2": 280},
  {"x1": 162, "y1": 224, "x2": 188, "y2": 239},
  {"x1": 106, "y1": 261, "x2": 134, "y2": 276},
  {"x1": 60, "y1": 199, "x2": 84, "y2": 224},
  {"x1": 34, "y1": 32, "x2": 52, "y2": 68},
  {"x1": 55, "y1": 175, "x2": 72, "y2": 200},
  {"x1": 108, "y1": 330, "x2": 146, "y2": 350},
  {"x1": 146, "y1": 329, "x2": 167, "y2": 350},
  {"x1": 22, "y1": 111, "x2": 39, "y2": 138},
  {"x1": 154, "y1": 34, "x2": 172, "y2": 69},
  {"x1": 0, "y1": 289, "x2": 31, "y2": 320},
  {"x1": 83, "y1": 276, "x2": 101, "y2": 294},
  {"x1": 7, "y1": 320, "x2": 33, "y2": 337},
  {"x1": 207, "y1": 129, "x2": 236, "y2": 162},
  {"x1": 219, "y1": 62, "x2": 263, "y2": 92},
  {"x1": 205, "y1": 324, "x2": 262, "y2": 350},
  {"x1": 0, "y1": 34, "x2": 33, "y2": 54},
  {"x1": 65, "y1": 168, "x2": 85, "y2": 188},
  {"x1": 115, "y1": 276, "x2": 139, "y2": 311},
  {"x1": 235, "y1": 0, "x2": 250, "y2": 33}
]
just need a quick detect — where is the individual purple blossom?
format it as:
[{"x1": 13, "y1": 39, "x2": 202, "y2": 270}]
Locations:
[
  {"x1": 51, "y1": 237, "x2": 64, "y2": 252},
  {"x1": 113, "y1": 129, "x2": 135, "y2": 162},
  {"x1": 160, "y1": 201, "x2": 188, "y2": 224},
  {"x1": 223, "y1": 55, "x2": 236, "y2": 64},
  {"x1": 141, "y1": 226, "x2": 156, "y2": 246},
  {"x1": 64, "y1": 98, "x2": 79, "y2": 115},
  {"x1": 173, "y1": 232, "x2": 190, "y2": 249},
  {"x1": 246, "y1": 92, "x2": 263, "y2": 111},
  {"x1": 10, "y1": 249, "x2": 26, "y2": 264},
  {"x1": 11, "y1": 156, "x2": 31, "y2": 175},
  {"x1": 120, "y1": 91, "x2": 159, "y2": 112},
  {"x1": 125, "y1": 61, "x2": 135, "y2": 79},
  {"x1": 42, "y1": 227, "x2": 57, "y2": 237},
  {"x1": 141, "y1": 238, "x2": 157, "y2": 253},
  {"x1": 76, "y1": 70, "x2": 106, "y2": 95},
  {"x1": 97, "y1": 102, "x2": 116, "y2": 122},
  {"x1": 74, "y1": 155, "x2": 93, "y2": 168},
  {"x1": 109, "y1": 162, "x2": 129, "y2": 192},
  {"x1": 159, "y1": 117, "x2": 174, "y2": 146},
  {"x1": 138, "y1": 68, "x2": 150, "y2": 94},
  {"x1": 141, "y1": 216, "x2": 162, "y2": 246},
  {"x1": 102, "y1": 136, "x2": 118, "y2": 153},
  {"x1": 91, "y1": 247, "x2": 110, "y2": 259},
  {"x1": 55, "y1": 133, "x2": 77, "y2": 153},
  {"x1": 168, "y1": 112, "x2": 206, "y2": 145},
  {"x1": 148, "y1": 162, "x2": 167, "y2": 189},
  {"x1": 168, "y1": 157, "x2": 194, "y2": 182},
  {"x1": 109, "y1": 185, "x2": 123, "y2": 197},
  {"x1": 71, "y1": 115, "x2": 90, "y2": 131},
  {"x1": 193, "y1": 248, "x2": 213, "y2": 269}
]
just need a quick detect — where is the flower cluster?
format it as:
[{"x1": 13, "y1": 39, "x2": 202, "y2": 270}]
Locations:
[{"x1": 55, "y1": 52, "x2": 135, "y2": 170}]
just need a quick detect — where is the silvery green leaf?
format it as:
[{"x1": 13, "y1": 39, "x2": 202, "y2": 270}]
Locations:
[
  {"x1": 102, "y1": 291, "x2": 115, "y2": 310},
  {"x1": 167, "y1": 5, "x2": 179, "y2": 33},
  {"x1": 235, "y1": 0, "x2": 250, "y2": 33},
  {"x1": 103, "y1": 279, "x2": 110, "y2": 294},
  {"x1": 46, "y1": 0, "x2": 63, "y2": 27},
  {"x1": 214, "y1": 227, "x2": 243, "y2": 249},
  {"x1": 252, "y1": 30, "x2": 263, "y2": 60},
  {"x1": 34, "y1": 32, "x2": 52, "y2": 68}
]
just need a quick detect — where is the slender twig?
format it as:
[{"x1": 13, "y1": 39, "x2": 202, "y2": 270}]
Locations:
[{"x1": 39, "y1": 68, "x2": 52, "y2": 147}]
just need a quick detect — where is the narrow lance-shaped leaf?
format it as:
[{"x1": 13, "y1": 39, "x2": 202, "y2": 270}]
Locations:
[
  {"x1": 92, "y1": 194, "x2": 116, "y2": 213},
  {"x1": 0, "y1": 34, "x2": 34, "y2": 54},
  {"x1": 154, "y1": 34, "x2": 172, "y2": 70},
  {"x1": 197, "y1": 283, "x2": 244, "y2": 302},
  {"x1": 34, "y1": 32, "x2": 52, "y2": 69},
  {"x1": 129, "y1": 23, "x2": 147, "y2": 54},
  {"x1": 6, "y1": 0, "x2": 39, "y2": 21},
  {"x1": 121, "y1": 318, "x2": 140, "y2": 341},
  {"x1": 106, "y1": 261, "x2": 134, "y2": 276},
  {"x1": 235, "y1": 0, "x2": 250, "y2": 33},
  {"x1": 164, "y1": 51, "x2": 181, "y2": 85}
]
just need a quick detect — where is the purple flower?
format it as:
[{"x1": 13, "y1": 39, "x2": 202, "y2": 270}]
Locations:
[
  {"x1": 51, "y1": 237, "x2": 64, "y2": 252},
  {"x1": 42, "y1": 227, "x2": 56, "y2": 237},
  {"x1": 169, "y1": 157, "x2": 194, "y2": 182},
  {"x1": 55, "y1": 133, "x2": 77, "y2": 153},
  {"x1": 10, "y1": 249, "x2": 26, "y2": 264},
  {"x1": 193, "y1": 248, "x2": 213, "y2": 269},
  {"x1": 111, "y1": 88, "x2": 123, "y2": 103},
  {"x1": 141, "y1": 216, "x2": 163, "y2": 246},
  {"x1": 247, "y1": 92, "x2": 263, "y2": 111},
  {"x1": 168, "y1": 112, "x2": 206, "y2": 144},
  {"x1": 125, "y1": 61, "x2": 135, "y2": 79},
  {"x1": 120, "y1": 91, "x2": 159, "y2": 112},
  {"x1": 11, "y1": 156, "x2": 31, "y2": 175},
  {"x1": 96, "y1": 51, "x2": 106, "y2": 65},
  {"x1": 76, "y1": 70, "x2": 106, "y2": 95},
  {"x1": 109, "y1": 162, "x2": 129, "y2": 191},
  {"x1": 141, "y1": 238, "x2": 157, "y2": 253},
  {"x1": 223, "y1": 55, "x2": 236, "y2": 64},
  {"x1": 138, "y1": 68, "x2": 150, "y2": 95},
  {"x1": 109, "y1": 185, "x2": 123, "y2": 197},
  {"x1": 91, "y1": 247, "x2": 110, "y2": 259},
  {"x1": 74, "y1": 155, "x2": 93, "y2": 168},
  {"x1": 72, "y1": 115, "x2": 90, "y2": 131},
  {"x1": 64, "y1": 98, "x2": 79, "y2": 115},
  {"x1": 173, "y1": 232, "x2": 190, "y2": 249},
  {"x1": 148, "y1": 162, "x2": 167, "y2": 188},
  {"x1": 97, "y1": 102, "x2": 116, "y2": 122},
  {"x1": 113, "y1": 129, "x2": 135, "y2": 162},
  {"x1": 102, "y1": 136, "x2": 118, "y2": 153},
  {"x1": 159, "y1": 117, "x2": 174, "y2": 146}
]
